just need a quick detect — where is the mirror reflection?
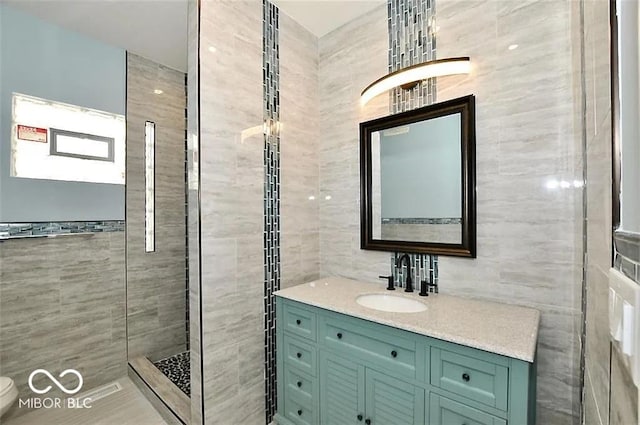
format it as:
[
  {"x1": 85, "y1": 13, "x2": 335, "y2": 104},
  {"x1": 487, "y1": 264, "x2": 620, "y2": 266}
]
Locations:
[{"x1": 371, "y1": 114, "x2": 462, "y2": 244}]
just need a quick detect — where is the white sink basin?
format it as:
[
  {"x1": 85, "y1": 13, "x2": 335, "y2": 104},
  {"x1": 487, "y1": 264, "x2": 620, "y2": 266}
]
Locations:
[{"x1": 356, "y1": 294, "x2": 427, "y2": 313}]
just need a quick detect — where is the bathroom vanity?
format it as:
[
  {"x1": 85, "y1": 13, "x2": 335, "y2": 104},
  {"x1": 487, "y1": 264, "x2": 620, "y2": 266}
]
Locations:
[{"x1": 274, "y1": 278, "x2": 540, "y2": 425}]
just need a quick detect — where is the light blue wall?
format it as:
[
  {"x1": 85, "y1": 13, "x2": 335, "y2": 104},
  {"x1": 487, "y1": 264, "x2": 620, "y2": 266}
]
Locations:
[
  {"x1": 380, "y1": 114, "x2": 462, "y2": 218},
  {"x1": 0, "y1": 5, "x2": 126, "y2": 222}
]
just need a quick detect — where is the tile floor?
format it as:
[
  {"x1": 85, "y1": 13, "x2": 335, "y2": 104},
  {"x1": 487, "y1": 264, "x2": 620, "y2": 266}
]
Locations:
[{"x1": 3, "y1": 378, "x2": 167, "y2": 425}]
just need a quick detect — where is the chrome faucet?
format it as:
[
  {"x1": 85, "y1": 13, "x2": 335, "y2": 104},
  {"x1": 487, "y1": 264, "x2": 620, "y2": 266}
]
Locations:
[{"x1": 396, "y1": 254, "x2": 413, "y2": 293}]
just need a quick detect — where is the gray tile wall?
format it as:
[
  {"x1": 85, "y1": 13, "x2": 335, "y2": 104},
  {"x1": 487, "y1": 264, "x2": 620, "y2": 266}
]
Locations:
[
  {"x1": 421, "y1": 1, "x2": 585, "y2": 421},
  {"x1": 582, "y1": 0, "x2": 613, "y2": 423},
  {"x1": 610, "y1": 346, "x2": 639, "y2": 425},
  {"x1": 191, "y1": 1, "x2": 624, "y2": 424},
  {"x1": 319, "y1": 1, "x2": 585, "y2": 422},
  {"x1": 194, "y1": 2, "x2": 320, "y2": 423},
  {"x1": 319, "y1": 5, "x2": 391, "y2": 285},
  {"x1": 198, "y1": 0, "x2": 265, "y2": 423},
  {"x1": 0, "y1": 232, "x2": 127, "y2": 420},
  {"x1": 279, "y1": 8, "x2": 320, "y2": 292},
  {"x1": 125, "y1": 53, "x2": 188, "y2": 363}
]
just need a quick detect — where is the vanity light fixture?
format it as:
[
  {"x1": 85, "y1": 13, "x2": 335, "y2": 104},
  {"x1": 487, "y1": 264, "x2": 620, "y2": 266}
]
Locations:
[{"x1": 360, "y1": 57, "x2": 471, "y2": 106}]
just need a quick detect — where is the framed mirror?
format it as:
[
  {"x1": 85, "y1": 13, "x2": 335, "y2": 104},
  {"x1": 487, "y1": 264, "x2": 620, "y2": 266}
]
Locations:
[{"x1": 360, "y1": 95, "x2": 476, "y2": 257}]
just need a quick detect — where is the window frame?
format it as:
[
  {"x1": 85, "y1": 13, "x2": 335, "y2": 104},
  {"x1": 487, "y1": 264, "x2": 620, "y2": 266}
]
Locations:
[{"x1": 49, "y1": 128, "x2": 115, "y2": 162}]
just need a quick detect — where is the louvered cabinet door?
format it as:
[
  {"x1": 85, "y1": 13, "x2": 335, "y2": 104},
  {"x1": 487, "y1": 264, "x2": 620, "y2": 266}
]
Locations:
[
  {"x1": 319, "y1": 351, "x2": 365, "y2": 425},
  {"x1": 364, "y1": 369, "x2": 425, "y2": 425}
]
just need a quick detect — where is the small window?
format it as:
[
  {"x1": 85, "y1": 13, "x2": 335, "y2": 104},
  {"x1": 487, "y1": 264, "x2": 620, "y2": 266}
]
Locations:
[{"x1": 50, "y1": 128, "x2": 115, "y2": 162}]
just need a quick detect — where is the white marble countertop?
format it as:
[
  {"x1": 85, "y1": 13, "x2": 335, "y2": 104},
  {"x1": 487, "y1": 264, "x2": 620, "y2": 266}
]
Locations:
[{"x1": 274, "y1": 277, "x2": 540, "y2": 362}]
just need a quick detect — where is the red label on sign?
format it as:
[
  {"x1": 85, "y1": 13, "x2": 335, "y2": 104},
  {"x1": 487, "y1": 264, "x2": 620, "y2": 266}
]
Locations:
[{"x1": 17, "y1": 125, "x2": 47, "y2": 143}]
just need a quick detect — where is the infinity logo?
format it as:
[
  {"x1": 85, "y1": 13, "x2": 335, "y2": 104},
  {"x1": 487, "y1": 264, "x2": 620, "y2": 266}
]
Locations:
[{"x1": 28, "y1": 369, "x2": 83, "y2": 395}]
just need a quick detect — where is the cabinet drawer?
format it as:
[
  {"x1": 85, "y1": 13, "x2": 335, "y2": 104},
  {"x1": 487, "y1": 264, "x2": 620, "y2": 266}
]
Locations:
[
  {"x1": 429, "y1": 393, "x2": 507, "y2": 425},
  {"x1": 431, "y1": 347, "x2": 509, "y2": 411},
  {"x1": 283, "y1": 302, "x2": 317, "y2": 342},
  {"x1": 319, "y1": 316, "x2": 416, "y2": 378},
  {"x1": 284, "y1": 395, "x2": 317, "y2": 425},
  {"x1": 284, "y1": 335, "x2": 317, "y2": 377},
  {"x1": 284, "y1": 367, "x2": 317, "y2": 405}
]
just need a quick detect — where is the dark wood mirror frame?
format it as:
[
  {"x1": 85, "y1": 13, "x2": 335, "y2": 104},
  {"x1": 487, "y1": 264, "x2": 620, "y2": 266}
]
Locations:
[{"x1": 359, "y1": 94, "x2": 476, "y2": 258}]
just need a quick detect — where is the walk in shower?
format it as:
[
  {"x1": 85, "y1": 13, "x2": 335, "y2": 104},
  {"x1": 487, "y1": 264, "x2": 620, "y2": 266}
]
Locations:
[{"x1": 125, "y1": 51, "x2": 192, "y2": 422}]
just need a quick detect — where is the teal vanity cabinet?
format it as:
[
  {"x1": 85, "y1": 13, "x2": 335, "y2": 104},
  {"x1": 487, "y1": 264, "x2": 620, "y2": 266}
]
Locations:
[{"x1": 274, "y1": 298, "x2": 537, "y2": 425}]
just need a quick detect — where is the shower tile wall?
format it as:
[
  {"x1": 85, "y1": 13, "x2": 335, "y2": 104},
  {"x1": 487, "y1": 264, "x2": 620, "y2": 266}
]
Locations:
[
  {"x1": 126, "y1": 53, "x2": 188, "y2": 362},
  {"x1": 318, "y1": 0, "x2": 585, "y2": 422},
  {"x1": 198, "y1": 1, "x2": 265, "y2": 423},
  {"x1": 0, "y1": 233, "x2": 126, "y2": 420},
  {"x1": 195, "y1": 1, "x2": 321, "y2": 423}
]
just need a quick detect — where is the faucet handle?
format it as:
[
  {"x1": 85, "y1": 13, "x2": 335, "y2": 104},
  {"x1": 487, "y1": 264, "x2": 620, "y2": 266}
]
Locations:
[
  {"x1": 379, "y1": 275, "x2": 395, "y2": 291},
  {"x1": 419, "y1": 280, "x2": 429, "y2": 297}
]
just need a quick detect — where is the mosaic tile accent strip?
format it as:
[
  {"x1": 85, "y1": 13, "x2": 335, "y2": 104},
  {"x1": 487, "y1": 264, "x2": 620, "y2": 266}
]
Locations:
[
  {"x1": 393, "y1": 252, "x2": 439, "y2": 289},
  {"x1": 388, "y1": 0, "x2": 437, "y2": 113},
  {"x1": 263, "y1": 1, "x2": 280, "y2": 423},
  {"x1": 382, "y1": 217, "x2": 461, "y2": 224},
  {"x1": 388, "y1": 0, "x2": 439, "y2": 280},
  {"x1": 614, "y1": 231, "x2": 640, "y2": 283},
  {"x1": 0, "y1": 220, "x2": 125, "y2": 239},
  {"x1": 154, "y1": 351, "x2": 191, "y2": 397}
]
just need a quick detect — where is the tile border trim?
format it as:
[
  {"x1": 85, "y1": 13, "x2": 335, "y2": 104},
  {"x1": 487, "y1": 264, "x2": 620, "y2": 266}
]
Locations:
[{"x1": 0, "y1": 220, "x2": 125, "y2": 239}]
